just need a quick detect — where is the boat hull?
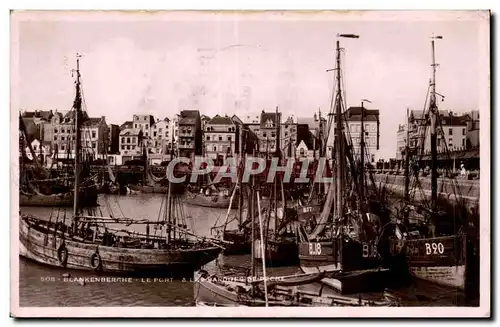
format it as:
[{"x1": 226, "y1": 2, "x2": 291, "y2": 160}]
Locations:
[
  {"x1": 298, "y1": 238, "x2": 383, "y2": 272},
  {"x1": 19, "y1": 218, "x2": 222, "y2": 277},
  {"x1": 253, "y1": 238, "x2": 298, "y2": 267},
  {"x1": 19, "y1": 186, "x2": 98, "y2": 207},
  {"x1": 184, "y1": 193, "x2": 237, "y2": 209},
  {"x1": 391, "y1": 234, "x2": 467, "y2": 290},
  {"x1": 223, "y1": 230, "x2": 251, "y2": 255},
  {"x1": 128, "y1": 184, "x2": 169, "y2": 194}
]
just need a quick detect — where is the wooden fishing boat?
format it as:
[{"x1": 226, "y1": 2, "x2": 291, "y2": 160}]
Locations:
[
  {"x1": 387, "y1": 36, "x2": 478, "y2": 294},
  {"x1": 19, "y1": 55, "x2": 224, "y2": 277},
  {"x1": 19, "y1": 214, "x2": 223, "y2": 276},
  {"x1": 297, "y1": 35, "x2": 391, "y2": 293},
  {"x1": 253, "y1": 236, "x2": 298, "y2": 267},
  {"x1": 128, "y1": 184, "x2": 169, "y2": 194},
  {"x1": 194, "y1": 270, "x2": 394, "y2": 307},
  {"x1": 19, "y1": 186, "x2": 98, "y2": 207},
  {"x1": 197, "y1": 190, "x2": 396, "y2": 307},
  {"x1": 222, "y1": 228, "x2": 252, "y2": 254},
  {"x1": 184, "y1": 189, "x2": 237, "y2": 209}
]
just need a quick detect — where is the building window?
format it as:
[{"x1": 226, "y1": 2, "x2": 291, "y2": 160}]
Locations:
[
  {"x1": 153, "y1": 132, "x2": 157, "y2": 137},
  {"x1": 127, "y1": 145, "x2": 130, "y2": 150},
  {"x1": 61, "y1": 145, "x2": 65, "y2": 151},
  {"x1": 371, "y1": 155, "x2": 375, "y2": 162},
  {"x1": 300, "y1": 148, "x2": 305, "y2": 157},
  {"x1": 271, "y1": 133, "x2": 276, "y2": 138},
  {"x1": 263, "y1": 133, "x2": 267, "y2": 138},
  {"x1": 462, "y1": 139, "x2": 465, "y2": 147},
  {"x1": 219, "y1": 136, "x2": 222, "y2": 141},
  {"x1": 134, "y1": 124, "x2": 138, "y2": 128},
  {"x1": 228, "y1": 136, "x2": 232, "y2": 141},
  {"x1": 121, "y1": 145, "x2": 125, "y2": 150},
  {"x1": 159, "y1": 128, "x2": 162, "y2": 133},
  {"x1": 449, "y1": 128, "x2": 453, "y2": 135},
  {"x1": 213, "y1": 146, "x2": 217, "y2": 152},
  {"x1": 462, "y1": 128, "x2": 466, "y2": 135},
  {"x1": 54, "y1": 128, "x2": 58, "y2": 133},
  {"x1": 145, "y1": 124, "x2": 149, "y2": 130},
  {"x1": 92, "y1": 131, "x2": 96, "y2": 139},
  {"x1": 207, "y1": 136, "x2": 210, "y2": 141}
]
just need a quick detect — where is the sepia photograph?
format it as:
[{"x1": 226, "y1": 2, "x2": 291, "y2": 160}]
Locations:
[{"x1": 9, "y1": 10, "x2": 490, "y2": 317}]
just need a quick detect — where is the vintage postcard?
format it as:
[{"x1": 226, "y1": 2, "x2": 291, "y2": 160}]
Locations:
[{"x1": 10, "y1": 10, "x2": 490, "y2": 318}]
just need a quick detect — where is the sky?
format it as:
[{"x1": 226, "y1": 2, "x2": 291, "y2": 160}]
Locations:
[{"x1": 12, "y1": 11, "x2": 488, "y2": 159}]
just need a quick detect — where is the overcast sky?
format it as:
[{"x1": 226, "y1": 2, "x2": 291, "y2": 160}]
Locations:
[{"x1": 12, "y1": 11, "x2": 488, "y2": 158}]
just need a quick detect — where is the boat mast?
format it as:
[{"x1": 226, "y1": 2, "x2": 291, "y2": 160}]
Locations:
[
  {"x1": 404, "y1": 108, "x2": 410, "y2": 202},
  {"x1": 274, "y1": 106, "x2": 280, "y2": 236},
  {"x1": 250, "y1": 149, "x2": 256, "y2": 299},
  {"x1": 334, "y1": 38, "x2": 344, "y2": 225},
  {"x1": 73, "y1": 54, "x2": 83, "y2": 219},
  {"x1": 429, "y1": 35, "x2": 442, "y2": 213},
  {"x1": 237, "y1": 124, "x2": 244, "y2": 227},
  {"x1": 360, "y1": 102, "x2": 365, "y2": 203}
]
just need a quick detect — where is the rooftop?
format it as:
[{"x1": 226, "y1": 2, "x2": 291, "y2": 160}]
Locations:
[
  {"x1": 345, "y1": 107, "x2": 380, "y2": 122},
  {"x1": 179, "y1": 117, "x2": 197, "y2": 125},
  {"x1": 180, "y1": 110, "x2": 200, "y2": 119},
  {"x1": 260, "y1": 111, "x2": 280, "y2": 129},
  {"x1": 120, "y1": 128, "x2": 142, "y2": 136},
  {"x1": 82, "y1": 117, "x2": 104, "y2": 127},
  {"x1": 207, "y1": 114, "x2": 234, "y2": 125}
]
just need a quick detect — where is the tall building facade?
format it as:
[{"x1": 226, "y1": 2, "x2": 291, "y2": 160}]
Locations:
[
  {"x1": 338, "y1": 106, "x2": 381, "y2": 163},
  {"x1": 204, "y1": 115, "x2": 238, "y2": 164},
  {"x1": 177, "y1": 110, "x2": 202, "y2": 158}
]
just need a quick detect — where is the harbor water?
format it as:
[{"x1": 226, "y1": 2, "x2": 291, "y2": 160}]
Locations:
[{"x1": 18, "y1": 193, "x2": 470, "y2": 307}]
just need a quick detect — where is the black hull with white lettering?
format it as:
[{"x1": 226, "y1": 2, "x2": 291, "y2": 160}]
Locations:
[
  {"x1": 298, "y1": 237, "x2": 383, "y2": 272},
  {"x1": 390, "y1": 233, "x2": 467, "y2": 290}
]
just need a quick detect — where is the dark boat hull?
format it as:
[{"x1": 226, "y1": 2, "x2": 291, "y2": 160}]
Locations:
[
  {"x1": 19, "y1": 217, "x2": 222, "y2": 277},
  {"x1": 298, "y1": 238, "x2": 383, "y2": 272},
  {"x1": 128, "y1": 184, "x2": 169, "y2": 194},
  {"x1": 223, "y1": 230, "x2": 251, "y2": 254},
  {"x1": 390, "y1": 233, "x2": 467, "y2": 290},
  {"x1": 19, "y1": 186, "x2": 98, "y2": 207},
  {"x1": 253, "y1": 238, "x2": 298, "y2": 267}
]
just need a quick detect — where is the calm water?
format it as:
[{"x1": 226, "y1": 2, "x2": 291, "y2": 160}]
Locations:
[{"x1": 18, "y1": 194, "x2": 470, "y2": 307}]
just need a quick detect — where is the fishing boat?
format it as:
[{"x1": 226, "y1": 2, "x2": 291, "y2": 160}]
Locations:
[
  {"x1": 252, "y1": 107, "x2": 299, "y2": 267},
  {"x1": 297, "y1": 34, "x2": 392, "y2": 294},
  {"x1": 19, "y1": 55, "x2": 223, "y2": 277},
  {"x1": 211, "y1": 131, "x2": 257, "y2": 255},
  {"x1": 194, "y1": 269, "x2": 393, "y2": 307},
  {"x1": 184, "y1": 188, "x2": 237, "y2": 209},
  {"x1": 387, "y1": 35, "x2": 478, "y2": 294},
  {"x1": 195, "y1": 190, "x2": 395, "y2": 307}
]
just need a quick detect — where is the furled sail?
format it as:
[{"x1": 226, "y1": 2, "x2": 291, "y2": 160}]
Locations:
[{"x1": 306, "y1": 179, "x2": 336, "y2": 240}]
